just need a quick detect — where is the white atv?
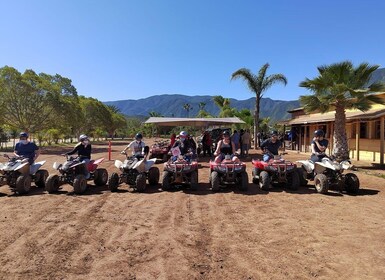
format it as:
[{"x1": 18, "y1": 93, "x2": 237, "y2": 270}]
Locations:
[
  {"x1": 0, "y1": 154, "x2": 48, "y2": 194},
  {"x1": 108, "y1": 147, "x2": 159, "y2": 192},
  {"x1": 297, "y1": 156, "x2": 359, "y2": 194}
]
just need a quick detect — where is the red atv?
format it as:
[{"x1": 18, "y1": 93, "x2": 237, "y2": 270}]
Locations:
[
  {"x1": 149, "y1": 140, "x2": 171, "y2": 162},
  {"x1": 162, "y1": 155, "x2": 199, "y2": 191},
  {"x1": 252, "y1": 153, "x2": 299, "y2": 191},
  {"x1": 45, "y1": 155, "x2": 108, "y2": 194},
  {"x1": 209, "y1": 155, "x2": 248, "y2": 192}
]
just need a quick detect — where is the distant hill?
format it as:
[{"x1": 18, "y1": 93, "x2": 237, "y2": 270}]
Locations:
[{"x1": 104, "y1": 94, "x2": 300, "y2": 122}]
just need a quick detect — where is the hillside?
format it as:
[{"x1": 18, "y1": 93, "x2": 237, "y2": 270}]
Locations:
[{"x1": 104, "y1": 94, "x2": 300, "y2": 122}]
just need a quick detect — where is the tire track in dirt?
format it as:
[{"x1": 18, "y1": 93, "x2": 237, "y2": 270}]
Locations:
[{"x1": 0, "y1": 192, "x2": 112, "y2": 279}]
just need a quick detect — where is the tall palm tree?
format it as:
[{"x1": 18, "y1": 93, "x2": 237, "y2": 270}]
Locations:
[
  {"x1": 198, "y1": 102, "x2": 206, "y2": 111},
  {"x1": 300, "y1": 61, "x2": 385, "y2": 160},
  {"x1": 231, "y1": 64, "x2": 287, "y2": 149},
  {"x1": 212, "y1": 95, "x2": 233, "y2": 117},
  {"x1": 183, "y1": 103, "x2": 192, "y2": 117}
]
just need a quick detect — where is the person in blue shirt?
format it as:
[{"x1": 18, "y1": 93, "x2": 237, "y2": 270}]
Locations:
[
  {"x1": 310, "y1": 130, "x2": 329, "y2": 162},
  {"x1": 260, "y1": 130, "x2": 282, "y2": 162},
  {"x1": 14, "y1": 132, "x2": 40, "y2": 164}
]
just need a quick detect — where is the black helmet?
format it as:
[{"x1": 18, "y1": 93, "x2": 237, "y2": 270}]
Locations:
[
  {"x1": 222, "y1": 130, "x2": 230, "y2": 137},
  {"x1": 314, "y1": 129, "x2": 324, "y2": 137},
  {"x1": 19, "y1": 132, "x2": 28, "y2": 138},
  {"x1": 135, "y1": 133, "x2": 143, "y2": 140},
  {"x1": 270, "y1": 130, "x2": 278, "y2": 136}
]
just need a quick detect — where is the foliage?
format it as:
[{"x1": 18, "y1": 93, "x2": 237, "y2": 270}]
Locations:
[
  {"x1": 300, "y1": 61, "x2": 385, "y2": 160},
  {"x1": 231, "y1": 64, "x2": 287, "y2": 148}
]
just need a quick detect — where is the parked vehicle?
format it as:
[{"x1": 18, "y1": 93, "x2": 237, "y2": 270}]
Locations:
[
  {"x1": 0, "y1": 154, "x2": 48, "y2": 194},
  {"x1": 108, "y1": 150, "x2": 159, "y2": 192},
  {"x1": 45, "y1": 155, "x2": 108, "y2": 194},
  {"x1": 297, "y1": 156, "x2": 359, "y2": 194},
  {"x1": 149, "y1": 140, "x2": 171, "y2": 162},
  {"x1": 162, "y1": 148, "x2": 198, "y2": 191},
  {"x1": 209, "y1": 154, "x2": 248, "y2": 192},
  {"x1": 252, "y1": 154, "x2": 299, "y2": 191}
]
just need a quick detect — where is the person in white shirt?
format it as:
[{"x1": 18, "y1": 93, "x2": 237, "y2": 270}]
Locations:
[{"x1": 122, "y1": 133, "x2": 146, "y2": 159}]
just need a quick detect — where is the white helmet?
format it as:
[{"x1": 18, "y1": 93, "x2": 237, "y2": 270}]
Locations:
[
  {"x1": 179, "y1": 131, "x2": 188, "y2": 138},
  {"x1": 79, "y1": 134, "x2": 88, "y2": 141}
]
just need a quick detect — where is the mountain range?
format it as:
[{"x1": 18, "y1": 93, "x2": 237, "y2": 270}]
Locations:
[{"x1": 104, "y1": 94, "x2": 300, "y2": 122}]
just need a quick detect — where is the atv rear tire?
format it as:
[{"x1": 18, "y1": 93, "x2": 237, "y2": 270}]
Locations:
[
  {"x1": 136, "y1": 173, "x2": 147, "y2": 192},
  {"x1": 210, "y1": 171, "x2": 220, "y2": 192},
  {"x1": 94, "y1": 168, "x2": 108, "y2": 186},
  {"x1": 162, "y1": 154, "x2": 168, "y2": 163},
  {"x1": 345, "y1": 173, "x2": 360, "y2": 194},
  {"x1": 35, "y1": 169, "x2": 49, "y2": 188},
  {"x1": 108, "y1": 172, "x2": 120, "y2": 192},
  {"x1": 161, "y1": 171, "x2": 172, "y2": 191},
  {"x1": 16, "y1": 174, "x2": 32, "y2": 194},
  {"x1": 45, "y1": 175, "x2": 60, "y2": 193},
  {"x1": 297, "y1": 167, "x2": 308, "y2": 186},
  {"x1": 190, "y1": 170, "x2": 198, "y2": 191},
  {"x1": 259, "y1": 171, "x2": 270, "y2": 191},
  {"x1": 314, "y1": 174, "x2": 329, "y2": 194},
  {"x1": 74, "y1": 174, "x2": 87, "y2": 194},
  {"x1": 239, "y1": 171, "x2": 248, "y2": 191},
  {"x1": 148, "y1": 167, "x2": 160, "y2": 185},
  {"x1": 289, "y1": 170, "x2": 299, "y2": 190}
]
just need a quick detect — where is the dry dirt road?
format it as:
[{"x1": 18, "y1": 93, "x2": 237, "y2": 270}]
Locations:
[{"x1": 0, "y1": 140, "x2": 384, "y2": 280}]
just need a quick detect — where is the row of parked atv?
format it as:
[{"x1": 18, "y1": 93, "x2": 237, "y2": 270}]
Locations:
[{"x1": 0, "y1": 148, "x2": 360, "y2": 195}]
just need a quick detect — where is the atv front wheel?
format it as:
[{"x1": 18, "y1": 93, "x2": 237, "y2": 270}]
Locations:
[
  {"x1": 74, "y1": 174, "x2": 87, "y2": 194},
  {"x1": 345, "y1": 173, "x2": 360, "y2": 194},
  {"x1": 94, "y1": 168, "x2": 108, "y2": 186},
  {"x1": 148, "y1": 167, "x2": 160, "y2": 185},
  {"x1": 210, "y1": 171, "x2": 220, "y2": 192},
  {"x1": 16, "y1": 174, "x2": 32, "y2": 194},
  {"x1": 190, "y1": 170, "x2": 198, "y2": 191},
  {"x1": 289, "y1": 170, "x2": 299, "y2": 190},
  {"x1": 239, "y1": 171, "x2": 248, "y2": 191},
  {"x1": 108, "y1": 172, "x2": 120, "y2": 192},
  {"x1": 161, "y1": 171, "x2": 172, "y2": 191},
  {"x1": 35, "y1": 169, "x2": 49, "y2": 188},
  {"x1": 297, "y1": 167, "x2": 308, "y2": 186},
  {"x1": 45, "y1": 175, "x2": 60, "y2": 193},
  {"x1": 259, "y1": 171, "x2": 270, "y2": 191},
  {"x1": 314, "y1": 174, "x2": 329, "y2": 194},
  {"x1": 252, "y1": 167, "x2": 259, "y2": 184},
  {"x1": 136, "y1": 173, "x2": 147, "y2": 192}
]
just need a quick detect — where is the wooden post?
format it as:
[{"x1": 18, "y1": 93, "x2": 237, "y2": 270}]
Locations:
[
  {"x1": 355, "y1": 121, "x2": 360, "y2": 161},
  {"x1": 381, "y1": 116, "x2": 384, "y2": 165},
  {"x1": 304, "y1": 125, "x2": 308, "y2": 152},
  {"x1": 329, "y1": 122, "x2": 334, "y2": 157}
]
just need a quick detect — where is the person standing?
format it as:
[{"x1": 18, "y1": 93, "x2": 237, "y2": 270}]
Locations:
[{"x1": 241, "y1": 129, "x2": 251, "y2": 157}]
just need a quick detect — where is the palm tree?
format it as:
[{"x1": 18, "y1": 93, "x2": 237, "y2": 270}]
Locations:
[
  {"x1": 231, "y1": 64, "x2": 287, "y2": 149},
  {"x1": 198, "y1": 102, "x2": 206, "y2": 111},
  {"x1": 183, "y1": 103, "x2": 192, "y2": 117},
  {"x1": 299, "y1": 61, "x2": 385, "y2": 160},
  {"x1": 212, "y1": 95, "x2": 233, "y2": 117}
]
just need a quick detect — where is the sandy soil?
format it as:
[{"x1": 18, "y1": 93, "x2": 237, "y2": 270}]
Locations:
[{"x1": 0, "y1": 139, "x2": 384, "y2": 280}]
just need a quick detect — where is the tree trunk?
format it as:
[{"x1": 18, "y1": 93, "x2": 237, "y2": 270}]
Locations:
[
  {"x1": 254, "y1": 96, "x2": 260, "y2": 150},
  {"x1": 333, "y1": 104, "x2": 349, "y2": 160}
]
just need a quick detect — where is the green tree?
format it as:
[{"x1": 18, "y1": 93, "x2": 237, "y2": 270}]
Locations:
[
  {"x1": 231, "y1": 64, "x2": 287, "y2": 149},
  {"x1": 212, "y1": 95, "x2": 234, "y2": 117},
  {"x1": 183, "y1": 103, "x2": 192, "y2": 117},
  {"x1": 300, "y1": 61, "x2": 385, "y2": 160}
]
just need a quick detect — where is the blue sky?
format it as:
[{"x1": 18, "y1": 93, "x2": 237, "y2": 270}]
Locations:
[{"x1": 1, "y1": 0, "x2": 384, "y2": 102}]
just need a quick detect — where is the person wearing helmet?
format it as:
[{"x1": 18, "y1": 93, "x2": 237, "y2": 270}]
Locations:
[
  {"x1": 122, "y1": 133, "x2": 146, "y2": 159},
  {"x1": 310, "y1": 129, "x2": 328, "y2": 162},
  {"x1": 14, "y1": 132, "x2": 40, "y2": 164},
  {"x1": 213, "y1": 130, "x2": 240, "y2": 163},
  {"x1": 260, "y1": 130, "x2": 282, "y2": 162},
  {"x1": 64, "y1": 134, "x2": 92, "y2": 178},
  {"x1": 170, "y1": 131, "x2": 194, "y2": 162}
]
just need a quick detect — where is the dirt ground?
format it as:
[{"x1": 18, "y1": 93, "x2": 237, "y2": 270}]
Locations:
[{"x1": 0, "y1": 139, "x2": 384, "y2": 280}]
